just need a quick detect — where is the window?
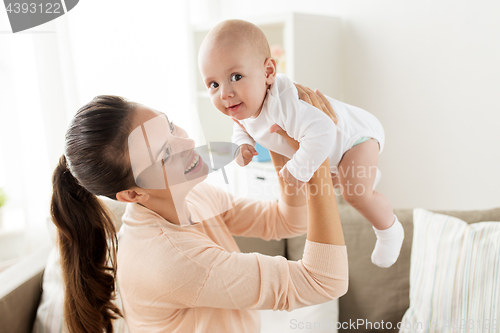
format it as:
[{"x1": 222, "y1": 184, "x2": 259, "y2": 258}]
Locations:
[
  {"x1": 0, "y1": 34, "x2": 53, "y2": 260},
  {"x1": 0, "y1": 1, "x2": 194, "y2": 264}
]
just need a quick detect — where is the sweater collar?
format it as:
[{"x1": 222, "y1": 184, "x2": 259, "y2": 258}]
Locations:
[{"x1": 122, "y1": 201, "x2": 203, "y2": 228}]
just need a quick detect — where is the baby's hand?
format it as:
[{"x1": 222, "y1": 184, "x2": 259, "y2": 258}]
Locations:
[
  {"x1": 279, "y1": 165, "x2": 305, "y2": 189},
  {"x1": 236, "y1": 144, "x2": 258, "y2": 167}
]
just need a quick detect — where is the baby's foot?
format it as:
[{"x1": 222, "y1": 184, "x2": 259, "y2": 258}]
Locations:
[{"x1": 371, "y1": 215, "x2": 404, "y2": 268}]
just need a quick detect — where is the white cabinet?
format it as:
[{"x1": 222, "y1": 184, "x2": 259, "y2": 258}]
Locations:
[
  {"x1": 233, "y1": 161, "x2": 280, "y2": 201},
  {"x1": 191, "y1": 12, "x2": 342, "y2": 145}
]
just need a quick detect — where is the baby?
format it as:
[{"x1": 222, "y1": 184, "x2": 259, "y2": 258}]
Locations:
[{"x1": 198, "y1": 19, "x2": 404, "y2": 268}]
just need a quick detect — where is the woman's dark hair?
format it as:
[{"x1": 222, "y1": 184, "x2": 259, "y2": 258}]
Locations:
[{"x1": 50, "y1": 95, "x2": 137, "y2": 332}]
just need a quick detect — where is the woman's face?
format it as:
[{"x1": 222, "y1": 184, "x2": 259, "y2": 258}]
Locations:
[{"x1": 128, "y1": 105, "x2": 209, "y2": 193}]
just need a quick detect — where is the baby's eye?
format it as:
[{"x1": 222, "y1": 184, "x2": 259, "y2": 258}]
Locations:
[
  {"x1": 169, "y1": 120, "x2": 175, "y2": 133},
  {"x1": 231, "y1": 74, "x2": 242, "y2": 82},
  {"x1": 162, "y1": 147, "x2": 172, "y2": 164},
  {"x1": 209, "y1": 82, "x2": 219, "y2": 89}
]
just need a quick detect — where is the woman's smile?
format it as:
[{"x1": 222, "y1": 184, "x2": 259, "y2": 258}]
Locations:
[{"x1": 184, "y1": 153, "x2": 201, "y2": 174}]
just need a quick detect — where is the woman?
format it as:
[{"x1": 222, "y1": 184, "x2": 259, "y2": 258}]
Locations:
[{"x1": 51, "y1": 85, "x2": 347, "y2": 333}]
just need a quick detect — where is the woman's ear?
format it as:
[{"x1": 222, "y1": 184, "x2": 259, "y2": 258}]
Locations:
[
  {"x1": 264, "y1": 57, "x2": 277, "y2": 85},
  {"x1": 116, "y1": 187, "x2": 150, "y2": 203}
]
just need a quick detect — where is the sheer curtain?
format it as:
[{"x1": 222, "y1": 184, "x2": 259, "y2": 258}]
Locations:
[
  {"x1": 0, "y1": 1, "x2": 194, "y2": 261},
  {"x1": 0, "y1": 12, "x2": 74, "y2": 259},
  {"x1": 0, "y1": 33, "x2": 55, "y2": 258}
]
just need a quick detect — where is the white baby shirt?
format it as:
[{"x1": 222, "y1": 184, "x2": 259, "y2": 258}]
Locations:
[{"x1": 232, "y1": 73, "x2": 385, "y2": 182}]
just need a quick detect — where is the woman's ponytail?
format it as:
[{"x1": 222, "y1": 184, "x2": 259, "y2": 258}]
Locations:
[
  {"x1": 50, "y1": 95, "x2": 136, "y2": 332},
  {"x1": 51, "y1": 156, "x2": 122, "y2": 333}
]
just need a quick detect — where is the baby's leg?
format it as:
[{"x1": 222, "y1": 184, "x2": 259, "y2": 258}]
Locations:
[{"x1": 338, "y1": 139, "x2": 404, "y2": 267}]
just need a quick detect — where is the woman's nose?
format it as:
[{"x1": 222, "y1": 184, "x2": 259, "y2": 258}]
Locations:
[{"x1": 172, "y1": 137, "x2": 195, "y2": 157}]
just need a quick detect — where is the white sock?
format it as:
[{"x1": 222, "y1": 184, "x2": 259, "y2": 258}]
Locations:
[{"x1": 371, "y1": 215, "x2": 404, "y2": 268}]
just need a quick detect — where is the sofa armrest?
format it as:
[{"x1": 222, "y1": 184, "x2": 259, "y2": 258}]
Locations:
[{"x1": 0, "y1": 245, "x2": 52, "y2": 333}]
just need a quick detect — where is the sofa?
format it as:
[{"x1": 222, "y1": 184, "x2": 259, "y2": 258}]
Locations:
[{"x1": 1, "y1": 194, "x2": 499, "y2": 333}]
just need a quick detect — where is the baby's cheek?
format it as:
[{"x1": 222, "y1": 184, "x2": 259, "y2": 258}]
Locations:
[
  {"x1": 211, "y1": 99, "x2": 226, "y2": 115},
  {"x1": 208, "y1": 94, "x2": 216, "y2": 105}
]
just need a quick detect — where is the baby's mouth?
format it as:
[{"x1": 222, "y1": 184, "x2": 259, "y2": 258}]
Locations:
[{"x1": 228, "y1": 103, "x2": 242, "y2": 112}]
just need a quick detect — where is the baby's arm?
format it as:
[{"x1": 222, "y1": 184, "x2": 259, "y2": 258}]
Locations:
[
  {"x1": 275, "y1": 88, "x2": 337, "y2": 183},
  {"x1": 279, "y1": 163, "x2": 305, "y2": 188},
  {"x1": 236, "y1": 144, "x2": 258, "y2": 166},
  {"x1": 232, "y1": 119, "x2": 258, "y2": 167}
]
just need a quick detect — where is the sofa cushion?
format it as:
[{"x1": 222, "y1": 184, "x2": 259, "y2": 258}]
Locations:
[
  {"x1": 400, "y1": 208, "x2": 500, "y2": 332},
  {"x1": 32, "y1": 247, "x2": 129, "y2": 333},
  {"x1": 331, "y1": 205, "x2": 500, "y2": 333},
  {"x1": 32, "y1": 198, "x2": 128, "y2": 333},
  {"x1": 0, "y1": 246, "x2": 51, "y2": 333},
  {"x1": 31, "y1": 248, "x2": 65, "y2": 332},
  {"x1": 233, "y1": 236, "x2": 286, "y2": 257}
]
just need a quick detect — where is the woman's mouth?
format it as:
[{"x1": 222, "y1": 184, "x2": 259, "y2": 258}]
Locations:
[
  {"x1": 184, "y1": 154, "x2": 201, "y2": 174},
  {"x1": 228, "y1": 103, "x2": 242, "y2": 113}
]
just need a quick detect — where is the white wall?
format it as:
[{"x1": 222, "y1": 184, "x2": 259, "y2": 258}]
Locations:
[
  {"x1": 0, "y1": 1, "x2": 198, "y2": 256},
  {"x1": 64, "y1": 0, "x2": 202, "y2": 143},
  {"x1": 192, "y1": 0, "x2": 500, "y2": 210},
  {"x1": 0, "y1": 18, "x2": 62, "y2": 251}
]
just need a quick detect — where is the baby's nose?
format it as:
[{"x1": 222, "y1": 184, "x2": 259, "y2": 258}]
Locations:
[{"x1": 221, "y1": 85, "x2": 234, "y2": 99}]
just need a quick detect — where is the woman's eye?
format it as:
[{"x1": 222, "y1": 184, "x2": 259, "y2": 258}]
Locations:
[
  {"x1": 231, "y1": 74, "x2": 242, "y2": 82},
  {"x1": 169, "y1": 121, "x2": 175, "y2": 133},
  {"x1": 162, "y1": 147, "x2": 171, "y2": 164},
  {"x1": 209, "y1": 82, "x2": 219, "y2": 89}
]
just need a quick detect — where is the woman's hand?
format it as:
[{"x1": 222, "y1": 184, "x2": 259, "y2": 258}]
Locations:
[
  {"x1": 295, "y1": 84, "x2": 338, "y2": 125},
  {"x1": 269, "y1": 84, "x2": 337, "y2": 152}
]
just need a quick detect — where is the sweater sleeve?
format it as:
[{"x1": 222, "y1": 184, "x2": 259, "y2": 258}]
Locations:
[
  {"x1": 192, "y1": 239, "x2": 348, "y2": 311},
  {"x1": 218, "y1": 187, "x2": 307, "y2": 240},
  {"x1": 160, "y1": 230, "x2": 348, "y2": 311},
  {"x1": 274, "y1": 87, "x2": 337, "y2": 182}
]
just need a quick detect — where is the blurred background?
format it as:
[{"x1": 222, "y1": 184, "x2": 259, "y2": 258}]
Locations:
[{"x1": 0, "y1": 0, "x2": 499, "y2": 264}]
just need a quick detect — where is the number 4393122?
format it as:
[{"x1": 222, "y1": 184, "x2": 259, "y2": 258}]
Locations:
[{"x1": 5, "y1": 2, "x2": 62, "y2": 14}]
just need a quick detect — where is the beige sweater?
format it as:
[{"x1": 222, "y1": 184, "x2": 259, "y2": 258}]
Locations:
[{"x1": 117, "y1": 182, "x2": 348, "y2": 333}]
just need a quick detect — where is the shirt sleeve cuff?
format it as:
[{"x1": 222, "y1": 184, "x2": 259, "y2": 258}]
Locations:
[
  {"x1": 285, "y1": 160, "x2": 314, "y2": 183},
  {"x1": 301, "y1": 240, "x2": 348, "y2": 279},
  {"x1": 277, "y1": 199, "x2": 307, "y2": 230}
]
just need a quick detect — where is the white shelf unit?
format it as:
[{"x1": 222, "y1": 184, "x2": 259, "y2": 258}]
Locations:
[{"x1": 191, "y1": 12, "x2": 343, "y2": 145}]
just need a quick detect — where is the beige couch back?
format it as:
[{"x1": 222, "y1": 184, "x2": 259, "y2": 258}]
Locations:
[
  {"x1": 333, "y1": 205, "x2": 500, "y2": 332},
  {"x1": 237, "y1": 202, "x2": 500, "y2": 333},
  {"x1": 5, "y1": 196, "x2": 497, "y2": 333}
]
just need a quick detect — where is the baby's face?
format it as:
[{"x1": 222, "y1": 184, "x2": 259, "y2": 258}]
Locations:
[{"x1": 199, "y1": 40, "x2": 270, "y2": 121}]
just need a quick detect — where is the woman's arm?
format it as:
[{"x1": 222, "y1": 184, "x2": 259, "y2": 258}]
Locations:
[
  {"x1": 221, "y1": 121, "x2": 307, "y2": 239},
  {"x1": 269, "y1": 150, "x2": 306, "y2": 207},
  {"x1": 225, "y1": 87, "x2": 345, "y2": 245},
  {"x1": 187, "y1": 88, "x2": 347, "y2": 311},
  {"x1": 149, "y1": 228, "x2": 347, "y2": 311},
  {"x1": 271, "y1": 85, "x2": 345, "y2": 246},
  {"x1": 307, "y1": 158, "x2": 345, "y2": 245},
  {"x1": 221, "y1": 187, "x2": 308, "y2": 241},
  {"x1": 144, "y1": 93, "x2": 348, "y2": 309},
  {"x1": 300, "y1": 85, "x2": 344, "y2": 245},
  {"x1": 266, "y1": 85, "x2": 338, "y2": 211}
]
